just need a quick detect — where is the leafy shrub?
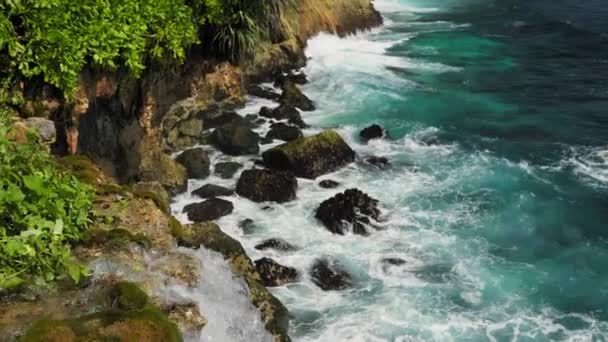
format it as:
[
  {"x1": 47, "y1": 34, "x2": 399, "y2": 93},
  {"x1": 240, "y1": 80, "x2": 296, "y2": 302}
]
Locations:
[{"x1": 0, "y1": 108, "x2": 94, "y2": 289}]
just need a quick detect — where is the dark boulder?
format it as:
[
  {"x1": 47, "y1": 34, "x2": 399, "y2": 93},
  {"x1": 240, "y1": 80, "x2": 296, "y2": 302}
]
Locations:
[
  {"x1": 360, "y1": 124, "x2": 387, "y2": 143},
  {"x1": 279, "y1": 81, "x2": 315, "y2": 111},
  {"x1": 183, "y1": 198, "x2": 234, "y2": 222},
  {"x1": 315, "y1": 188, "x2": 381, "y2": 235},
  {"x1": 382, "y1": 258, "x2": 407, "y2": 266},
  {"x1": 265, "y1": 123, "x2": 303, "y2": 142},
  {"x1": 247, "y1": 84, "x2": 280, "y2": 101},
  {"x1": 238, "y1": 218, "x2": 256, "y2": 234},
  {"x1": 255, "y1": 258, "x2": 299, "y2": 287},
  {"x1": 210, "y1": 123, "x2": 260, "y2": 155},
  {"x1": 310, "y1": 258, "x2": 353, "y2": 291},
  {"x1": 275, "y1": 71, "x2": 308, "y2": 86},
  {"x1": 236, "y1": 169, "x2": 297, "y2": 203},
  {"x1": 318, "y1": 180, "x2": 340, "y2": 189},
  {"x1": 175, "y1": 147, "x2": 210, "y2": 179},
  {"x1": 214, "y1": 161, "x2": 243, "y2": 179},
  {"x1": 262, "y1": 130, "x2": 355, "y2": 179},
  {"x1": 192, "y1": 184, "x2": 234, "y2": 199},
  {"x1": 254, "y1": 238, "x2": 298, "y2": 252}
]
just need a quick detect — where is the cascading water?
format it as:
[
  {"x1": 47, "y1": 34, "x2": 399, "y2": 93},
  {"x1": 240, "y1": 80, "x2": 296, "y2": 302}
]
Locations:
[{"x1": 173, "y1": 0, "x2": 608, "y2": 340}]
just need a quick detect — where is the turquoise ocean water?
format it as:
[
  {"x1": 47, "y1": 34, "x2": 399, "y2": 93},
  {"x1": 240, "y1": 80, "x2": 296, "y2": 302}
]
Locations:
[{"x1": 176, "y1": 0, "x2": 608, "y2": 340}]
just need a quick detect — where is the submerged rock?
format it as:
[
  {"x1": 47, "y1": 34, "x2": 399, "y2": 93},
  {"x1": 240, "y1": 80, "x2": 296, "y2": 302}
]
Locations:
[
  {"x1": 365, "y1": 156, "x2": 391, "y2": 169},
  {"x1": 318, "y1": 179, "x2": 340, "y2": 189},
  {"x1": 279, "y1": 81, "x2": 315, "y2": 111},
  {"x1": 360, "y1": 124, "x2": 387, "y2": 143},
  {"x1": 266, "y1": 123, "x2": 303, "y2": 142},
  {"x1": 262, "y1": 130, "x2": 355, "y2": 179},
  {"x1": 315, "y1": 188, "x2": 381, "y2": 235},
  {"x1": 175, "y1": 147, "x2": 210, "y2": 179},
  {"x1": 236, "y1": 169, "x2": 297, "y2": 203},
  {"x1": 255, "y1": 258, "x2": 299, "y2": 287},
  {"x1": 214, "y1": 161, "x2": 243, "y2": 179},
  {"x1": 254, "y1": 238, "x2": 298, "y2": 252},
  {"x1": 192, "y1": 184, "x2": 234, "y2": 199},
  {"x1": 210, "y1": 122, "x2": 260, "y2": 155},
  {"x1": 310, "y1": 258, "x2": 353, "y2": 291},
  {"x1": 183, "y1": 198, "x2": 234, "y2": 222}
]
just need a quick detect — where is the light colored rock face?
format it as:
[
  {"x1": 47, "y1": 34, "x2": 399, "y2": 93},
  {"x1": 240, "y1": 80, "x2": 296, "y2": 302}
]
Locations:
[{"x1": 25, "y1": 117, "x2": 56, "y2": 144}]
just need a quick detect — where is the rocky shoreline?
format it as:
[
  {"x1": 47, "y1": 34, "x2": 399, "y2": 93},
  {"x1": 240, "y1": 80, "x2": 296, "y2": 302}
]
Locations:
[{"x1": 0, "y1": 1, "x2": 383, "y2": 341}]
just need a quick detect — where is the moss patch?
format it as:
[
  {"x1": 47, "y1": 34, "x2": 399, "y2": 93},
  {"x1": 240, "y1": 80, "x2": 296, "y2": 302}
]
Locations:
[
  {"x1": 110, "y1": 282, "x2": 149, "y2": 311},
  {"x1": 82, "y1": 228, "x2": 152, "y2": 250}
]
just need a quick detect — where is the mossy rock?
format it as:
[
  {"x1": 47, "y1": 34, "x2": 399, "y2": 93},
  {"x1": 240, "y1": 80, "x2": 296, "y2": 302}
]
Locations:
[
  {"x1": 131, "y1": 184, "x2": 171, "y2": 215},
  {"x1": 262, "y1": 130, "x2": 355, "y2": 179},
  {"x1": 57, "y1": 155, "x2": 108, "y2": 186},
  {"x1": 110, "y1": 282, "x2": 149, "y2": 311},
  {"x1": 20, "y1": 282, "x2": 181, "y2": 342},
  {"x1": 82, "y1": 228, "x2": 152, "y2": 250}
]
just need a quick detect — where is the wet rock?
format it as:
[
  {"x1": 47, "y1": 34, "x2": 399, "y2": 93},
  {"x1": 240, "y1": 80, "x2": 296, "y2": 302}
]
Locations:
[
  {"x1": 382, "y1": 258, "x2": 407, "y2": 266},
  {"x1": 238, "y1": 218, "x2": 256, "y2": 234},
  {"x1": 275, "y1": 71, "x2": 308, "y2": 86},
  {"x1": 266, "y1": 123, "x2": 303, "y2": 142},
  {"x1": 315, "y1": 188, "x2": 381, "y2": 235},
  {"x1": 152, "y1": 252, "x2": 201, "y2": 287},
  {"x1": 365, "y1": 156, "x2": 391, "y2": 169},
  {"x1": 318, "y1": 180, "x2": 340, "y2": 189},
  {"x1": 310, "y1": 258, "x2": 353, "y2": 291},
  {"x1": 360, "y1": 124, "x2": 387, "y2": 143},
  {"x1": 247, "y1": 84, "x2": 280, "y2": 101},
  {"x1": 255, "y1": 258, "x2": 299, "y2": 287},
  {"x1": 183, "y1": 198, "x2": 234, "y2": 222},
  {"x1": 236, "y1": 169, "x2": 297, "y2": 203},
  {"x1": 261, "y1": 136, "x2": 275, "y2": 145},
  {"x1": 110, "y1": 281, "x2": 149, "y2": 310},
  {"x1": 164, "y1": 302, "x2": 207, "y2": 332},
  {"x1": 255, "y1": 118, "x2": 267, "y2": 125},
  {"x1": 192, "y1": 184, "x2": 234, "y2": 199},
  {"x1": 262, "y1": 130, "x2": 355, "y2": 179},
  {"x1": 254, "y1": 238, "x2": 298, "y2": 252},
  {"x1": 175, "y1": 147, "x2": 210, "y2": 179},
  {"x1": 279, "y1": 81, "x2": 315, "y2": 111},
  {"x1": 245, "y1": 114, "x2": 258, "y2": 121},
  {"x1": 259, "y1": 105, "x2": 306, "y2": 128},
  {"x1": 214, "y1": 161, "x2": 243, "y2": 179},
  {"x1": 25, "y1": 117, "x2": 56, "y2": 144},
  {"x1": 210, "y1": 122, "x2": 260, "y2": 155}
]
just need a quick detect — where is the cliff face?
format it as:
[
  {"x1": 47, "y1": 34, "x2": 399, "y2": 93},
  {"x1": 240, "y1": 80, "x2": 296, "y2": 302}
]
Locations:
[{"x1": 35, "y1": 0, "x2": 381, "y2": 192}]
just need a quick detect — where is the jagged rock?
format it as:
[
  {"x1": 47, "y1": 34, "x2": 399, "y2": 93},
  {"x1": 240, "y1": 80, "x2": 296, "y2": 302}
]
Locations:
[
  {"x1": 247, "y1": 84, "x2": 280, "y2": 101},
  {"x1": 279, "y1": 81, "x2": 315, "y2": 111},
  {"x1": 175, "y1": 147, "x2": 210, "y2": 179},
  {"x1": 365, "y1": 156, "x2": 390, "y2": 169},
  {"x1": 360, "y1": 124, "x2": 387, "y2": 143},
  {"x1": 315, "y1": 188, "x2": 381, "y2": 235},
  {"x1": 192, "y1": 184, "x2": 234, "y2": 199},
  {"x1": 255, "y1": 258, "x2": 299, "y2": 287},
  {"x1": 262, "y1": 130, "x2": 355, "y2": 179},
  {"x1": 236, "y1": 169, "x2": 297, "y2": 203},
  {"x1": 254, "y1": 239, "x2": 298, "y2": 252},
  {"x1": 183, "y1": 198, "x2": 234, "y2": 222},
  {"x1": 266, "y1": 123, "x2": 303, "y2": 142},
  {"x1": 259, "y1": 105, "x2": 306, "y2": 128},
  {"x1": 210, "y1": 122, "x2": 260, "y2": 155},
  {"x1": 25, "y1": 117, "x2": 56, "y2": 144},
  {"x1": 214, "y1": 161, "x2": 244, "y2": 179},
  {"x1": 310, "y1": 258, "x2": 353, "y2": 291},
  {"x1": 164, "y1": 302, "x2": 207, "y2": 332},
  {"x1": 318, "y1": 180, "x2": 340, "y2": 189}
]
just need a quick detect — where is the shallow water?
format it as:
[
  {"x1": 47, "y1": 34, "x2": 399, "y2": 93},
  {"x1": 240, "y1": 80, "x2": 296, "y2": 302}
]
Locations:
[{"x1": 173, "y1": 0, "x2": 608, "y2": 340}]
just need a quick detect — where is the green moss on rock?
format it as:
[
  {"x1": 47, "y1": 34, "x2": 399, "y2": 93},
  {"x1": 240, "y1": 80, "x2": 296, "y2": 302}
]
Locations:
[
  {"x1": 110, "y1": 282, "x2": 149, "y2": 311},
  {"x1": 82, "y1": 228, "x2": 152, "y2": 250}
]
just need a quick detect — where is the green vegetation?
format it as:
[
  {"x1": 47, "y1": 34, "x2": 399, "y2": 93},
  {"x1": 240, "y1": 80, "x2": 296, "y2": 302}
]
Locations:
[
  {"x1": 0, "y1": 109, "x2": 94, "y2": 289},
  {"x1": 0, "y1": 0, "x2": 293, "y2": 96}
]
